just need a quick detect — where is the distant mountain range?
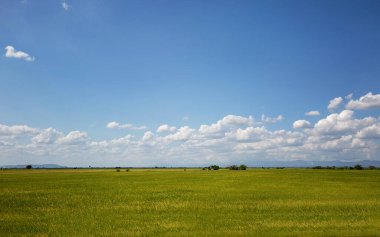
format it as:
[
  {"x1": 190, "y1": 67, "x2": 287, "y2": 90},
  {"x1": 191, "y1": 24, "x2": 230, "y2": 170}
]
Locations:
[
  {"x1": 1, "y1": 160, "x2": 379, "y2": 169},
  {"x1": 247, "y1": 160, "x2": 380, "y2": 168}
]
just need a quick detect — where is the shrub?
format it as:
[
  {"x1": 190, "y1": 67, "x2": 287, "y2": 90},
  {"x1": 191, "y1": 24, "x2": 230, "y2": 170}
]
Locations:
[
  {"x1": 228, "y1": 164, "x2": 248, "y2": 170},
  {"x1": 26, "y1": 165, "x2": 32, "y2": 169},
  {"x1": 125, "y1": 169, "x2": 130, "y2": 172},
  {"x1": 354, "y1": 164, "x2": 363, "y2": 170},
  {"x1": 116, "y1": 169, "x2": 120, "y2": 172},
  {"x1": 368, "y1": 166, "x2": 376, "y2": 170},
  {"x1": 210, "y1": 165, "x2": 220, "y2": 170}
]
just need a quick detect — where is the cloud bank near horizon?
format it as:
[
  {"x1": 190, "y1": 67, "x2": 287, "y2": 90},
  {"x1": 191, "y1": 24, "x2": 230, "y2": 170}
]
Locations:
[{"x1": 1, "y1": 92, "x2": 380, "y2": 167}]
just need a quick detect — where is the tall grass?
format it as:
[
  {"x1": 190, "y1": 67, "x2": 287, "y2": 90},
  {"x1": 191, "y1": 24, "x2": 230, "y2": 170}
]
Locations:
[{"x1": 0, "y1": 169, "x2": 379, "y2": 236}]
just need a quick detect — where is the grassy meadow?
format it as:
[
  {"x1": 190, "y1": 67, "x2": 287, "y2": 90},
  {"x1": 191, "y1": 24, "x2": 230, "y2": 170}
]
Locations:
[{"x1": 0, "y1": 168, "x2": 379, "y2": 236}]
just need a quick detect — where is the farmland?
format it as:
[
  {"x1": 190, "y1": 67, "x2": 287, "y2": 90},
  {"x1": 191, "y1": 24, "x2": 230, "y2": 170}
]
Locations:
[{"x1": 0, "y1": 168, "x2": 379, "y2": 236}]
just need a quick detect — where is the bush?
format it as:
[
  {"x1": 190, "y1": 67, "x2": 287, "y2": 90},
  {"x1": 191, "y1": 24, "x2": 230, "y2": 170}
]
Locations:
[
  {"x1": 125, "y1": 169, "x2": 130, "y2": 172},
  {"x1": 354, "y1": 164, "x2": 363, "y2": 170},
  {"x1": 116, "y1": 169, "x2": 120, "y2": 172},
  {"x1": 203, "y1": 165, "x2": 220, "y2": 170},
  {"x1": 26, "y1": 165, "x2": 32, "y2": 169},
  {"x1": 228, "y1": 165, "x2": 247, "y2": 170},
  {"x1": 368, "y1": 166, "x2": 376, "y2": 170}
]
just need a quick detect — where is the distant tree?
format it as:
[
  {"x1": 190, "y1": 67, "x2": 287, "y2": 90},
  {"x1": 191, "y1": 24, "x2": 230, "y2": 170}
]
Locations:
[
  {"x1": 368, "y1": 166, "x2": 376, "y2": 170},
  {"x1": 228, "y1": 165, "x2": 239, "y2": 170},
  {"x1": 26, "y1": 165, "x2": 32, "y2": 169},
  {"x1": 239, "y1": 164, "x2": 247, "y2": 170},
  {"x1": 210, "y1": 165, "x2": 220, "y2": 170},
  {"x1": 354, "y1": 164, "x2": 363, "y2": 170}
]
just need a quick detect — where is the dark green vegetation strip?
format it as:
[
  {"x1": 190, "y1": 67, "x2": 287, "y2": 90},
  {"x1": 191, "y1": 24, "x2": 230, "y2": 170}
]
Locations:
[{"x1": 0, "y1": 169, "x2": 379, "y2": 236}]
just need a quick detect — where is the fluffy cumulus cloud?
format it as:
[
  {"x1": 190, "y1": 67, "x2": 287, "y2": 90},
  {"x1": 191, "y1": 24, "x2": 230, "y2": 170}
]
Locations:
[
  {"x1": 32, "y1": 128, "x2": 63, "y2": 144},
  {"x1": 313, "y1": 110, "x2": 376, "y2": 136},
  {"x1": 328, "y1": 97, "x2": 343, "y2": 111},
  {"x1": 163, "y1": 126, "x2": 194, "y2": 142},
  {"x1": 356, "y1": 124, "x2": 380, "y2": 139},
  {"x1": 4, "y1": 46, "x2": 35, "y2": 61},
  {"x1": 106, "y1": 121, "x2": 146, "y2": 130},
  {"x1": 1, "y1": 92, "x2": 380, "y2": 167},
  {"x1": 305, "y1": 111, "x2": 320, "y2": 116},
  {"x1": 57, "y1": 131, "x2": 88, "y2": 145},
  {"x1": 346, "y1": 92, "x2": 380, "y2": 110},
  {"x1": 0, "y1": 124, "x2": 38, "y2": 135},
  {"x1": 293, "y1": 120, "x2": 311, "y2": 129},
  {"x1": 157, "y1": 124, "x2": 177, "y2": 133},
  {"x1": 199, "y1": 115, "x2": 254, "y2": 135}
]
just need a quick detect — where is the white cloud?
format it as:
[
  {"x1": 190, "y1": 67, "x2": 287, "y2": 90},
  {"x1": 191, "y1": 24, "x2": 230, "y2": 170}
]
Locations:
[
  {"x1": 106, "y1": 122, "x2": 119, "y2": 129},
  {"x1": 293, "y1": 120, "x2": 311, "y2": 129},
  {"x1": 32, "y1": 128, "x2": 63, "y2": 144},
  {"x1": 0, "y1": 124, "x2": 38, "y2": 136},
  {"x1": 1, "y1": 93, "x2": 380, "y2": 167},
  {"x1": 346, "y1": 92, "x2": 380, "y2": 110},
  {"x1": 261, "y1": 114, "x2": 284, "y2": 124},
  {"x1": 57, "y1": 131, "x2": 88, "y2": 145},
  {"x1": 226, "y1": 126, "x2": 269, "y2": 141},
  {"x1": 106, "y1": 121, "x2": 146, "y2": 130},
  {"x1": 199, "y1": 115, "x2": 254, "y2": 135},
  {"x1": 319, "y1": 135, "x2": 353, "y2": 151},
  {"x1": 305, "y1": 111, "x2": 320, "y2": 116},
  {"x1": 356, "y1": 124, "x2": 380, "y2": 139},
  {"x1": 4, "y1": 46, "x2": 35, "y2": 62},
  {"x1": 157, "y1": 124, "x2": 177, "y2": 133},
  {"x1": 345, "y1": 93, "x2": 353, "y2": 100},
  {"x1": 313, "y1": 110, "x2": 376, "y2": 136},
  {"x1": 327, "y1": 97, "x2": 343, "y2": 111},
  {"x1": 62, "y1": 2, "x2": 70, "y2": 11},
  {"x1": 163, "y1": 126, "x2": 194, "y2": 142},
  {"x1": 142, "y1": 131, "x2": 154, "y2": 141}
]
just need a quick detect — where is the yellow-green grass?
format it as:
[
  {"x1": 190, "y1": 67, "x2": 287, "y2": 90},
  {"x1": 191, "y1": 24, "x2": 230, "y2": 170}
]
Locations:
[{"x1": 0, "y1": 168, "x2": 379, "y2": 236}]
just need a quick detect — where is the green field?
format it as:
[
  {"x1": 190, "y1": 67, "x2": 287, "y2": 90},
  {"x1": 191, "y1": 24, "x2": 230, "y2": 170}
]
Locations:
[{"x1": 1, "y1": 169, "x2": 379, "y2": 236}]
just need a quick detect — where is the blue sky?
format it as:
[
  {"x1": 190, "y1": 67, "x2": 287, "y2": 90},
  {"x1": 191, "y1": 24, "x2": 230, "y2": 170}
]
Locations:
[{"x1": 1, "y1": 0, "x2": 380, "y2": 167}]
